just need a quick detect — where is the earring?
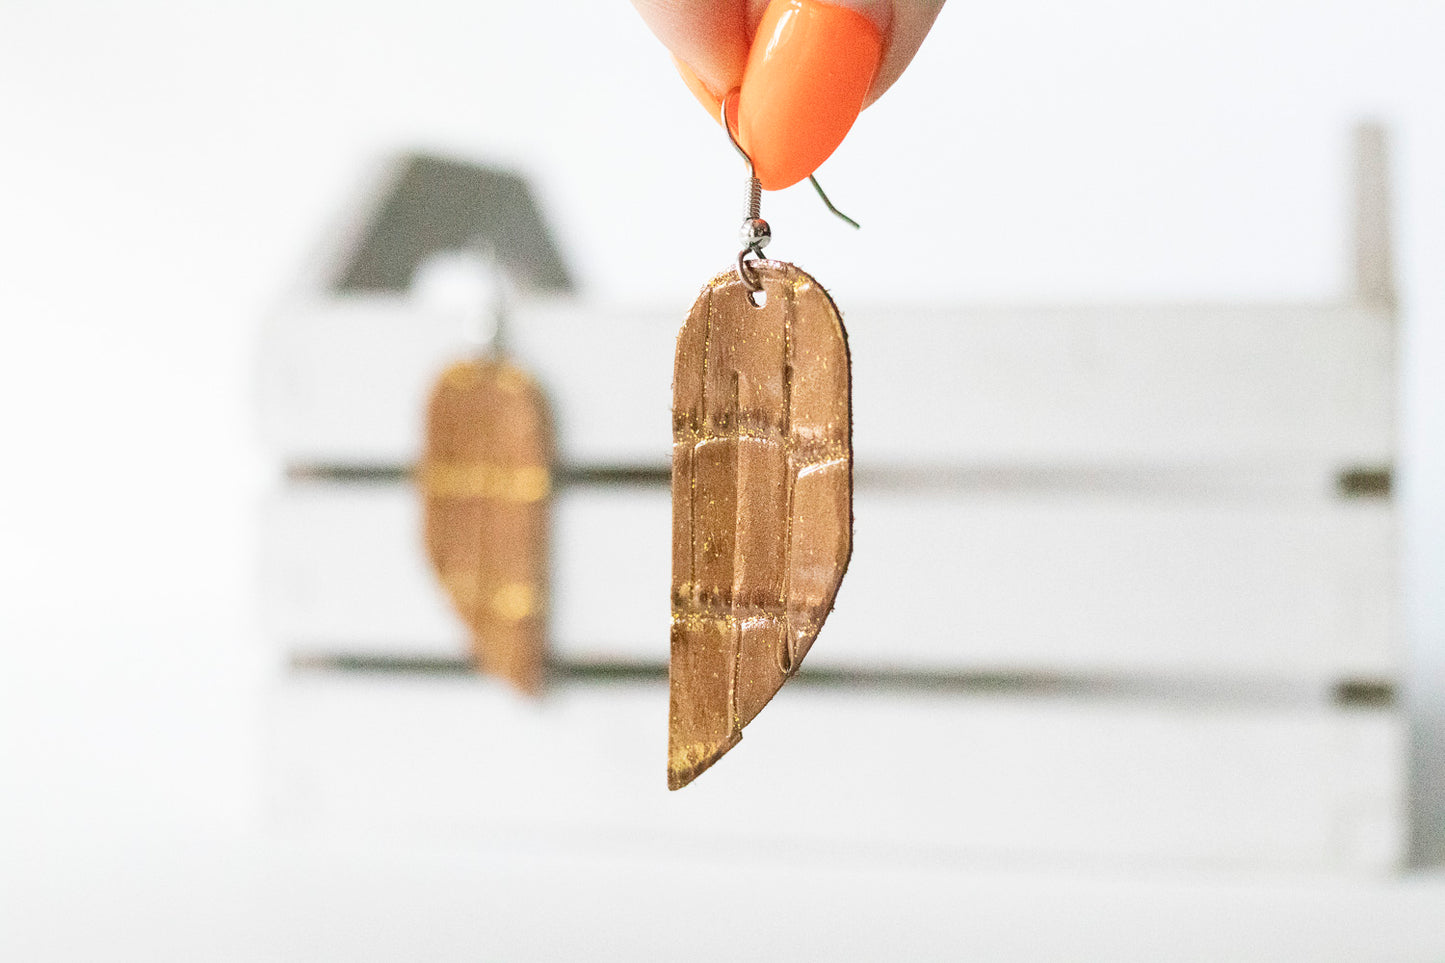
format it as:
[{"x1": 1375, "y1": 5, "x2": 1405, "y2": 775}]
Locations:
[
  {"x1": 419, "y1": 258, "x2": 553, "y2": 694},
  {"x1": 669, "y1": 97, "x2": 856, "y2": 789}
]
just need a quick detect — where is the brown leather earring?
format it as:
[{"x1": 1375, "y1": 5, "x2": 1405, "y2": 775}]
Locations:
[
  {"x1": 419, "y1": 262, "x2": 553, "y2": 694},
  {"x1": 668, "y1": 97, "x2": 855, "y2": 789}
]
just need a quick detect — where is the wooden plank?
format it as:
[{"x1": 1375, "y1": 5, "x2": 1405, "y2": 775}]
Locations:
[
  {"x1": 12, "y1": 838, "x2": 1445, "y2": 962},
  {"x1": 260, "y1": 481, "x2": 1396, "y2": 679},
  {"x1": 257, "y1": 298, "x2": 1394, "y2": 471},
  {"x1": 1353, "y1": 122, "x2": 1396, "y2": 312},
  {"x1": 265, "y1": 672, "x2": 1406, "y2": 872}
]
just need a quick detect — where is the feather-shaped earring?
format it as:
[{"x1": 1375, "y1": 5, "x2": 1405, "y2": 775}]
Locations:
[
  {"x1": 669, "y1": 97, "x2": 856, "y2": 788},
  {"x1": 419, "y1": 252, "x2": 553, "y2": 694}
]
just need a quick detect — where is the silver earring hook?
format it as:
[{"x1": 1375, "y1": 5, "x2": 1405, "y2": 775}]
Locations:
[
  {"x1": 720, "y1": 94, "x2": 753, "y2": 173},
  {"x1": 808, "y1": 174, "x2": 859, "y2": 230},
  {"x1": 721, "y1": 96, "x2": 770, "y2": 295},
  {"x1": 719, "y1": 93, "x2": 861, "y2": 295},
  {"x1": 466, "y1": 238, "x2": 509, "y2": 358},
  {"x1": 720, "y1": 93, "x2": 861, "y2": 232}
]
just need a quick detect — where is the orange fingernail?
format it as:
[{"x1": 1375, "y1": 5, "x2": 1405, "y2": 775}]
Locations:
[{"x1": 738, "y1": 0, "x2": 882, "y2": 191}]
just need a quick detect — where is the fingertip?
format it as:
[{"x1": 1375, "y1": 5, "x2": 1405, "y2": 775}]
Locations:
[
  {"x1": 632, "y1": 0, "x2": 751, "y2": 107},
  {"x1": 863, "y1": 0, "x2": 946, "y2": 106},
  {"x1": 673, "y1": 56, "x2": 724, "y2": 120},
  {"x1": 813, "y1": 0, "x2": 892, "y2": 35}
]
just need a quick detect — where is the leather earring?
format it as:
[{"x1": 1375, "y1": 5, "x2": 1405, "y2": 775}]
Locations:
[
  {"x1": 668, "y1": 95, "x2": 855, "y2": 788},
  {"x1": 419, "y1": 260, "x2": 553, "y2": 694}
]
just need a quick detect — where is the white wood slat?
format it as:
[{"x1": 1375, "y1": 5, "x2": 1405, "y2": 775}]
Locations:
[
  {"x1": 265, "y1": 673, "x2": 1405, "y2": 872},
  {"x1": 257, "y1": 297, "x2": 1394, "y2": 471},
  {"x1": 14, "y1": 842, "x2": 1445, "y2": 961},
  {"x1": 260, "y1": 481, "x2": 1396, "y2": 679}
]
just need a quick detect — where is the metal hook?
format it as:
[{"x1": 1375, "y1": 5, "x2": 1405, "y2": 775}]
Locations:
[
  {"x1": 720, "y1": 92, "x2": 861, "y2": 232},
  {"x1": 721, "y1": 96, "x2": 769, "y2": 295},
  {"x1": 720, "y1": 95, "x2": 753, "y2": 173},
  {"x1": 719, "y1": 92, "x2": 860, "y2": 296},
  {"x1": 465, "y1": 237, "x2": 510, "y2": 358},
  {"x1": 808, "y1": 175, "x2": 860, "y2": 230}
]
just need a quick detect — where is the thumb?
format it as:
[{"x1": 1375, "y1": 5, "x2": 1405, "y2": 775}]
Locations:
[{"x1": 856, "y1": 0, "x2": 946, "y2": 106}]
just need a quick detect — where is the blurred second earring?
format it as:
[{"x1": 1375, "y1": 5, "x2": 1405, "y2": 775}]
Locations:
[{"x1": 418, "y1": 270, "x2": 554, "y2": 694}]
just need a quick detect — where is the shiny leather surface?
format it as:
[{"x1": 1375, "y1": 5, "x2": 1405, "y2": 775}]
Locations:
[{"x1": 670, "y1": 260, "x2": 853, "y2": 789}]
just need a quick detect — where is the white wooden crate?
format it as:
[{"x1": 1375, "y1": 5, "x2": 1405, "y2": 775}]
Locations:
[
  {"x1": 258, "y1": 298, "x2": 1394, "y2": 473},
  {"x1": 266, "y1": 672, "x2": 1406, "y2": 873},
  {"x1": 256, "y1": 128, "x2": 1407, "y2": 871},
  {"x1": 261, "y1": 479, "x2": 1395, "y2": 679},
  {"x1": 254, "y1": 129, "x2": 1398, "y2": 680}
]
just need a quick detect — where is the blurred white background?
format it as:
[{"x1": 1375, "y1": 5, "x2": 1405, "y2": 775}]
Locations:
[{"x1": 1, "y1": 0, "x2": 1443, "y2": 958}]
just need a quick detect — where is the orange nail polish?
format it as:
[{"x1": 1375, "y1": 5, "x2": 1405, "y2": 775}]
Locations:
[{"x1": 738, "y1": 0, "x2": 883, "y2": 191}]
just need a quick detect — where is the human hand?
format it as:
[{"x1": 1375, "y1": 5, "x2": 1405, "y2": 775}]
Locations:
[{"x1": 630, "y1": 0, "x2": 946, "y2": 190}]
